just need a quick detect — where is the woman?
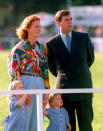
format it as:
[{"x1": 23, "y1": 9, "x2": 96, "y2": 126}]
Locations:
[{"x1": 7, "y1": 14, "x2": 50, "y2": 131}]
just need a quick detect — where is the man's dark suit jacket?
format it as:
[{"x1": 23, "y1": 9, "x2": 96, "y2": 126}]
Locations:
[{"x1": 46, "y1": 30, "x2": 94, "y2": 101}]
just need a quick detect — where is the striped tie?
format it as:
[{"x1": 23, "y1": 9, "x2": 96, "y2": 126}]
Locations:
[{"x1": 66, "y1": 34, "x2": 71, "y2": 53}]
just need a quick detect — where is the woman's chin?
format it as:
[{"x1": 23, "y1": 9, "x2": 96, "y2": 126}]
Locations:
[{"x1": 35, "y1": 34, "x2": 40, "y2": 39}]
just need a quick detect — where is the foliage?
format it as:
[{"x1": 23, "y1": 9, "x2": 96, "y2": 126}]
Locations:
[
  {"x1": 0, "y1": 0, "x2": 102, "y2": 34},
  {"x1": 0, "y1": 0, "x2": 102, "y2": 12},
  {"x1": 8, "y1": 0, "x2": 66, "y2": 14},
  {"x1": 72, "y1": 0, "x2": 101, "y2": 6}
]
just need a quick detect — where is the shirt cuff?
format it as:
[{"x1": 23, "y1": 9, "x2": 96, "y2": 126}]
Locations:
[{"x1": 44, "y1": 78, "x2": 50, "y2": 89}]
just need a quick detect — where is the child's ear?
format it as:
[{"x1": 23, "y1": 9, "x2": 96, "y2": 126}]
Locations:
[
  {"x1": 51, "y1": 102, "x2": 54, "y2": 107},
  {"x1": 49, "y1": 102, "x2": 53, "y2": 108}
]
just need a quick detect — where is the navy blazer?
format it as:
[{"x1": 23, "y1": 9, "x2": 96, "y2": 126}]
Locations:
[{"x1": 46, "y1": 30, "x2": 94, "y2": 101}]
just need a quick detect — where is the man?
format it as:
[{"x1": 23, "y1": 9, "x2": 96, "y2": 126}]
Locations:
[{"x1": 46, "y1": 10, "x2": 94, "y2": 131}]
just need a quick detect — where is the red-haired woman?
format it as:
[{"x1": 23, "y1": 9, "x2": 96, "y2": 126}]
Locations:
[{"x1": 8, "y1": 14, "x2": 50, "y2": 131}]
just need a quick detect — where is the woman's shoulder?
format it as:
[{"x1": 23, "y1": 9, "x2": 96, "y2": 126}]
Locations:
[
  {"x1": 12, "y1": 41, "x2": 23, "y2": 51},
  {"x1": 8, "y1": 41, "x2": 22, "y2": 57},
  {"x1": 46, "y1": 33, "x2": 59, "y2": 43},
  {"x1": 8, "y1": 41, "x2": 23, "y2": 59}
]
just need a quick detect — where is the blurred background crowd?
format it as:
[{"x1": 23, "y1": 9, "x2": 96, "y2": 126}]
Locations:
[{"x1": 0, "y1": 0, "x2": 103, "y2": 52}]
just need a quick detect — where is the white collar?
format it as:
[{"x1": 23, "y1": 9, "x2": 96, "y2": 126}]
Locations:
[{"x1": 60, "y1": 31, "x2": 72, "y2": 40}]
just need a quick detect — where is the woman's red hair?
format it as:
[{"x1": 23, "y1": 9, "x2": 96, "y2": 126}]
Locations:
[{"x1": 16, "y1": 15, "x2": 40, "y2": 40}]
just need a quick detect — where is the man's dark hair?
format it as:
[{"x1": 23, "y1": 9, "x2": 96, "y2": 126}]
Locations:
[{"x1": 55, "y1": 10, "x2": 71, "y2": 22}]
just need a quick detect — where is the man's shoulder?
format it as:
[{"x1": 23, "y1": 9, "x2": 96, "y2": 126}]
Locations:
[
  {"x1": 46, "y1": 33, "x2": 59, "y2": 45},
  {"x1": 73, "y1": 30, "x2": 88, "y2": 37},
  {"x1": 72, "y1": 30, "x2": 88, "y2": 35}
]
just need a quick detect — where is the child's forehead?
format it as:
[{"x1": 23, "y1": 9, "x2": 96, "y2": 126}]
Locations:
[
  {"x1": 54, "y1": 94, "x2": 61, "y2": 98},
  {"x1": 15, "y1": 82, "x2": 23, "y2": 87}
]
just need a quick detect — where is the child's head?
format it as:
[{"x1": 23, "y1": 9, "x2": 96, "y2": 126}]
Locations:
[
  {"x1": 49, "y1": 94, "x2": 63, "y2": 108},
  {"x1": 9, "y1": 80, "x2": 24, "y2": 90},
  {"x1": 8, "y1": 80, "x2": 24, "y2": 99}
]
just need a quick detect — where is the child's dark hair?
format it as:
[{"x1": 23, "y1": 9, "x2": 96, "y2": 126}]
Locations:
[
  {"x1": 49, "y1": 93, "x2": 62, "y2": 108},
  {"x1": 55, "y1": 10, "x2": 71, "y2": 22}
]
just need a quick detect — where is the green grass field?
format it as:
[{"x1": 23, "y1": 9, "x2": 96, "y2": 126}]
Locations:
[{"x1": 0, "y1": 50, "x2": 103, "y2": 131}]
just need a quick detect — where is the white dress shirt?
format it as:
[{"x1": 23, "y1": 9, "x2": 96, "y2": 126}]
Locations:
[{"x1": 60, "y1": 31, "x2": 72, "y2": 48}]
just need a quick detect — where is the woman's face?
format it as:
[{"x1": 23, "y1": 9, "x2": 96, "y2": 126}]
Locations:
[{"x1": 27, "y1": 20, "x2": 41, "y2": 38}]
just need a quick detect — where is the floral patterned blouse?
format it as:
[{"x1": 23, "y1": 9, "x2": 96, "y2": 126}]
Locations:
[{"x1": 8, "y1": 40, "x2": 50, "y2": 89}]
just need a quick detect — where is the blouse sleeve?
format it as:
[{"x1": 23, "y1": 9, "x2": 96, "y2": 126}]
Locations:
[
  {"x1": 8, "y1": 48, "x2": 21, "y2": 81},
  {"x1": 41, "y1": 45, "x2": 50, "y2": 89}
]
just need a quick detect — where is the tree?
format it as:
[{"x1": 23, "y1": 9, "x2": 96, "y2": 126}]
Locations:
[{"x1": 72, "y1": 0, "x2": 101, "y2": 6}]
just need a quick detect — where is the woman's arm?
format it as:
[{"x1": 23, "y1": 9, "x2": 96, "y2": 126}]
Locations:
[
  {"x1": 41, "y1": 46, "x2": 50, "y2": 89},
  {"x1": 8, "y1": 48, "x2": 21, "y2": 81}
]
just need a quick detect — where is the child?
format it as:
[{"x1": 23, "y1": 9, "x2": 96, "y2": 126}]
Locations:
[
  {"x1": 2, "y1": 80, "x2": 32, "y2": 131},
  {"x1": 43, "y1": 93, "x2": 71, "y2": 131}
]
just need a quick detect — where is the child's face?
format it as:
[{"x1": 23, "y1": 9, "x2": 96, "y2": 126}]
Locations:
[
  {"x1": 52, "y1": 95, "x2": 63, "y2": 108},
  {"x1": 15, "y1": 82, "x2": 24, "y2": 90},
  {"x1": 15, "y1": 82, "x2": 25, "y2": 98}
]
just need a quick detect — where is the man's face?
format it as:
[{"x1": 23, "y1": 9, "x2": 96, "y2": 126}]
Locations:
[{"x1": 57, "y1": 14, "x2": 73, "y2": 34}]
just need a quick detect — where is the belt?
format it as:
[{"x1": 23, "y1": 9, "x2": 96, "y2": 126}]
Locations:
[{"x1": 20, "y1": 72, "x2": 42, "y2": 77}]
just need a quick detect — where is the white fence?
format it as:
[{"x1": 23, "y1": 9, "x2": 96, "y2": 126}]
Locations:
[{"x1": 1, "y1": 88, "x2": 103, "y2": 131}]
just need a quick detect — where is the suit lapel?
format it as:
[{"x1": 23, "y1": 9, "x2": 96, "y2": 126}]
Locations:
[
  {"x1": 52, "y1": 33, "x2": 71, "y2": 67},
  {"x1": 55, "y1": 33, "x2": 71, "y2": 56},
  {"x1": 55, "y1": 31, "x2": 80, "y2": 59},
  {"x1": 71, "y1": 31, "x2": 80, "y2": 56}
]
